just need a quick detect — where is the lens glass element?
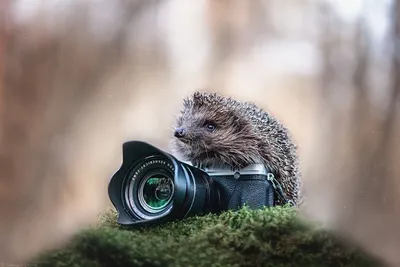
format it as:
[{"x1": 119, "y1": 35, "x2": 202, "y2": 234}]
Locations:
[
  {"x1": 143, "y1": 175, "x2": 173, "y2": 209},
  {"x1": 138, "y1": 172, "x2": 174, "y2": 213}
]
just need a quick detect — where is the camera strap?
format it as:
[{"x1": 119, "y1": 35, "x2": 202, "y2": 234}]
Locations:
[{"x1": 266, "y1": 173, "x2": 295, "y2": 207}]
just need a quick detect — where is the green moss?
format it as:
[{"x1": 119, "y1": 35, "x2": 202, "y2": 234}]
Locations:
[{"x1": 33, "y1": 206, "x2": 381, "y2": 267}]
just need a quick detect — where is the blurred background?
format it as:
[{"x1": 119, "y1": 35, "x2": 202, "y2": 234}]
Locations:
[{"x1": 1, "y1": 0, "x2": 399, "y2": 266}]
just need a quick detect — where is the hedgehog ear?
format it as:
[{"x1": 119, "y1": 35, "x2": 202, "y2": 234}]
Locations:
[
  {"x1": 226, "y1": 110, "x2": 249, "y2": 131},
  {"x1": 224, "y1": 110, "x2": 240, "y2": 123}
]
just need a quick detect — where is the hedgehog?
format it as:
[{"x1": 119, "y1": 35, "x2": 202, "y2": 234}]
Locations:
[{"x1": 169, "y1": 90, "x2": 302, "y2": 206}]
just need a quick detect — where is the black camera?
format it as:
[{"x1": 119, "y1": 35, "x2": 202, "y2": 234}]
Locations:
[{"x1": 108, "y1": 141, "x2": 280, "y2": 227}]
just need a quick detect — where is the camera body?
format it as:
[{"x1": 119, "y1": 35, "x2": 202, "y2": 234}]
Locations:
[
  {"x1": 108, "y1": 141, "x2": 276, "y2": 227},
  {"x1": 201, "y1": 164, "x2": 275, "y2": 212}
]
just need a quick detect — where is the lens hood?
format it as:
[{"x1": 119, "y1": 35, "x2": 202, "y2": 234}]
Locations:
[{"x1": 108, "y1": 141, "x2": 214, "y2": 227}]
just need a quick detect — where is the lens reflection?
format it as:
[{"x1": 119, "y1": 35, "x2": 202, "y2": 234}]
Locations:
[{"x1": 139, "y1": 174, "x2": 174, "y2": 212}]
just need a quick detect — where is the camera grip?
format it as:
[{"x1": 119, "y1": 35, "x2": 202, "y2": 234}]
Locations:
[
  {"x1": 228, "y1": 178, "x2": 275, "y2": 210},
  {"x1": 213, "y1": 176, "x2": 275, "y2": 211}
]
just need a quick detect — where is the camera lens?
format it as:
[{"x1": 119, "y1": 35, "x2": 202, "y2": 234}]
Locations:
[
  {"x1": 139, "y1": 173, "x2": 174, "y2": 213},
  {"x1": 109, "y1": 141, "x2": 221, "y2": 226},
  {"x1": 124, "y1": 156, "x2": 176, "y2": 220}
]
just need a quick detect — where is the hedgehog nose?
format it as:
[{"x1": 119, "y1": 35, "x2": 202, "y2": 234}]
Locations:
[{"x1": 174, "y1": 127, "x2": 186, "y2": 138}]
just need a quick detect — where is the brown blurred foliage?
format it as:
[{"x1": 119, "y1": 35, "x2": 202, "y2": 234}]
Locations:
[{"x1": 0, "y1": 0, "x2": 399, "y2": 266}]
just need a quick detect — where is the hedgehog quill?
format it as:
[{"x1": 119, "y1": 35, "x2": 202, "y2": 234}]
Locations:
[{"x1": 171, "y1": 91, "x2": 302, "y2": 206}]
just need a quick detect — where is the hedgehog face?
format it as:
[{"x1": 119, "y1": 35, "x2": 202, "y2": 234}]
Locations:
[{"x1": 170, "y1": 91, "x2": 262, "y2": 168}]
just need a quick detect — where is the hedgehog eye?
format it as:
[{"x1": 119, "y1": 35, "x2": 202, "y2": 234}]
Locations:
[{"x1": 204, "y1": 122, "x2": 216, "y2": 132}]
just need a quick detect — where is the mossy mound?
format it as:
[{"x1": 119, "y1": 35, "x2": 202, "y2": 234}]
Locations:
[{"x1": 33, "y1": 206, "x2": 381, "y2": 267}]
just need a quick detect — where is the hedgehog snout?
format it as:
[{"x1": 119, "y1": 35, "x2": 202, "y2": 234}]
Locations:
[{"x1": 174, "y1": 127, "x2": 186, "y2": 138}]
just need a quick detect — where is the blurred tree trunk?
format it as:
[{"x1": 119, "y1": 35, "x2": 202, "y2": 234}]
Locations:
[
  {"x1": 306, "y1": 0, "x2": 400, "y2": 266},
  {"x1": 0, "y1": 0, "x2": 166, "y2": 263}
]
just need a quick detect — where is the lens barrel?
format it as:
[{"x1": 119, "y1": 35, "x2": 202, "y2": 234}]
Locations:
[{"x1": 108, "y1": 141, "x2": 219, "y2": 227}]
